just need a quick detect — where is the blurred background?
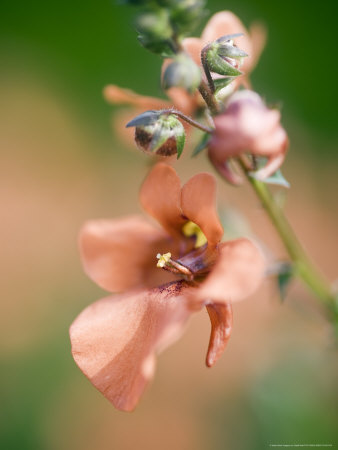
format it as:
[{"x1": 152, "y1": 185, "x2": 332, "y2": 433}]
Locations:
[{"x1": 1, "y1": 0, "x2": 337, "y2": 449}]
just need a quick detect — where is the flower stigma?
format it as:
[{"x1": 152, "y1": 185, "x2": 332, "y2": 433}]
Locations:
[{"x1": 182, "y1": 221, "x2": 207, "y2": 248}]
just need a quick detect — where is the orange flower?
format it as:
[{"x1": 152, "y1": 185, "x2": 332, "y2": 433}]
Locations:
[
  {"x1": 70, "y1": 163, "x2": 265, "y2": 411},
  {"x1": 208, "y1": 90, "x2": 289, "y2": 181}
]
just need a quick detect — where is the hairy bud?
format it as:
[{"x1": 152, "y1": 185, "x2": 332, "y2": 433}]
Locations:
[
  {"x1": 205, "y1": 34, "x2": 248, "y2": 77},
  {"x1": 163, "y1": 54, "x2": 201, "y2": 93},
  {"x1": 127, "y1": 111, "x2": 185, "y2": 158}
]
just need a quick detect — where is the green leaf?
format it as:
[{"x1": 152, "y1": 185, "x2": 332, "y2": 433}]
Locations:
[
  {"x1": 137, "y1": 35, "x2": 176, "y2": 57},
  {"x1": 192, "y1": 132, "x2": 211, "y2": 157},
  {"x1": 213, "y1": 77, "x2": 236, "y2": 93},
  {"x1": 176, "y1": 131, "x2": 185, "y2": 159},
  {"x1": 207, "y1": 50, "x2": 243, "y2": 77},
  {"x1": 277, "y1": 263, "x2": 294, "y2": 301},
  {"x1": 249, "y1": 169, "x2": 290, "y2": 188},
  {"x1": 218, "y1": 45, "x2": 248, "y2": 59}
]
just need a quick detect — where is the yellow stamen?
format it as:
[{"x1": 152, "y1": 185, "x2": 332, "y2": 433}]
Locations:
[
  {"x1": 156, "y1": 252, "x2": 172, "y2": 268},
  {"x1": 182, "y1": 221, "x2": 207, "y2": 248}
]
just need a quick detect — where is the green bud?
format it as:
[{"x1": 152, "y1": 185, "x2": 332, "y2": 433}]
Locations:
[
  {"x1": 135, "y1": 9, "x2": 176, "y2": 56},
  {"x1": 163, "y1": 54, "x2": 201, "y2": 93},
  {"x1": 206, "y1": 43, "x2": 243, "y2": 77},
  {"x1": 168, "y1": 0, "x2": 207, "y2": 34},
  {"x1": 127, "y1": 112, "x2": 185, "y2": 158},
  {"x1": 135, "y1": 10, "x2": 172, "y2": 40}
]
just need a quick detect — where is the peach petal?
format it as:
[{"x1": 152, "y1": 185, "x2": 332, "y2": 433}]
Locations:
[
  {"x1": 139, "y1": 163, "x2": 185, "y2": 238},
  {"x1": 249, "y1": 22, "x2": 267, "y2": 70},
  {"x1": 112, "y1": 109, "x2": 141, "y2": 148},
  {"x1": 70, "y1": 281, "x2": 192, "y2": 411},
  {"x1": 79, "y1": 215, "x2": 170, "y2": 293},
  {"x1": 104, "y1": 84, "x2": 170, "y2": 110},
  {"x1": 194, "y1": 238, "x2": 265, "y2": 304},
  {"x1": 181, "y1": 173, "x2": 223, "y2": 247},
  {"x1": 208, "y1": 149, "x2": 243, "y2": 185},
  {"x1": 182, "y1": 37, "x2": 203, "y2": 66},
  {"x1": 205, "y1": 302, "x2": 233, "y2": 367}
]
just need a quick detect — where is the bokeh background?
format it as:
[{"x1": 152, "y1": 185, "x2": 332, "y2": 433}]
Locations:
[{"x1": 1, "y1": 0, "x2": 337, "y2": 449}]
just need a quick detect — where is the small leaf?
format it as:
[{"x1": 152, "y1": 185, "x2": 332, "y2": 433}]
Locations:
[
  {"x1": 137, "y1": 35, "x2": 176, "y2": 57},
  {"x1": 207, "y1": 51, "x2": 242, "y2": 77},
  {"x1": 126, "y1": 110, "x2": 162, "y2": 128},
  {"x1": 150, "y1": 122, "x2": 171, "y2": 152},
  {"x1": 176, "y1": 131, "x2": 185, "y2": 159},
  {"x1": 250, "y1": 169, "x2": 290, "y2": 188},
  {"x1": 213, "y1": 77, "x2": 236, "y2": 93},
  {"x1": 192, "y1": 132, "x2": 211, "y2": 157},
  {"x1": 276, "y1": 263, "x2": 294, "y2": 301},
  {"x1": 218, "y1": 45, "x2": 248, "y2": 59}
]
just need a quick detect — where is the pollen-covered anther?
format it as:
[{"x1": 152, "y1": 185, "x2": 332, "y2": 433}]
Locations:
[
  {"x1": 156, "y1": 252, "x2": 172, "y2": 268},
  {"x1": 156, "y1": 252, "x2": 193, "y2": 277}
]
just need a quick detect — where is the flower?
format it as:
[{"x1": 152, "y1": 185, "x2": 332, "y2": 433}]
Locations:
[
  {"x1": 70, "y1": 163, "x2": 265, "y2": 411},
  {"x1": 182, "y1": 11, "x2": 266, "y2": 91},
  {"x1": 208, "y1": 90, "x2": 289, "y2": 181}
]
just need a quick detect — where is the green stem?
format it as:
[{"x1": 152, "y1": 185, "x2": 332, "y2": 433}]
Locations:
[
  {"x1": 198, "y1": 81, "x2": 220, "y2": 115},
  {"x1": 243, "y1": 167, "x2": 337, "y2": 318}
]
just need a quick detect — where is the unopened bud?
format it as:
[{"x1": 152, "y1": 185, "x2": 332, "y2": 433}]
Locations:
[
  {"x1": 167, "y1": 0, "x2": 207, "y2": 34},
  {"x1": 208, "y1": 90, "x2": 289, "y2": 181},
  {"x1": 163, "y1": 54, "x2": 201, "y2": 93},
  {"x1": 127, "y1": 111, "x2": 185, "y2": 158},
  {"x1": 206, "y1": 34, "x2": 247, "y2": 77},
  {"x1": 136, "y1": 9, "x2": 175, "y2": 56},
  {"x1": 135, "y1": 10, "x2": 172, "y2": 40}
]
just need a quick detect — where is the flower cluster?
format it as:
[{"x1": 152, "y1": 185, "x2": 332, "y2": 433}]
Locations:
[{"x1": 70, "y1": 4, "x2": 296, "y2": 412}]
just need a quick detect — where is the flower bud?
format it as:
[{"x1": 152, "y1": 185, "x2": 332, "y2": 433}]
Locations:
[
  {"x1": 163, "y1": 54, "x2": 201, "y2": 93},
  {"x1": 167, "y1": 0, "x2": 207, "y2": 34},
  {"x1": 127, "y1": 111, "x2": 185, "y2": 158},
  {"x1": 208, "y1": 90, "x2": 289, "y2": 180},
  {"x1": 135, "y1": 9, "x2": 174, "y2": 56},
  {"x1": 206, "y1": 34, "x2": 248, "y2": 77}
]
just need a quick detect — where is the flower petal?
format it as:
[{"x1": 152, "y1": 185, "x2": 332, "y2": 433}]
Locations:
[
  {"x1": 249, "y1": 22, "x2": 267, "y2": 71},
  {"x1": 103, "y1": 84, "x2": 170, "y2": 110},
  {"x1": 181, "y1": 173, "x2": 223, "y2": 247},
  {"x1": 70, "y1": 281, "x2": 191, "y2": 411},
  {"x1": 182, "y1": 37, "x2": 203, "y2": 66},
  {"x1": 79, "y1": 215, "x2": 170, "y2": 293},
  {"x1": 193, "y1": 238, "x2": 265, "y2": 304},
  {"x1": 139, "y1": 163, "x2": 185, "y2": 238},
  {"x1": 205, "y1": 302, "x2": 233, "y2": 367}
]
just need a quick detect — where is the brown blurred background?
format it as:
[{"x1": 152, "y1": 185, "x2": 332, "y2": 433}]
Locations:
[{"x1": 1, "y1": 1, "x2": 337, "y2": 449}]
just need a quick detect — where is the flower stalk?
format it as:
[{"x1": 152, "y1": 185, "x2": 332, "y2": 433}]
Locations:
[
  {"x1": 238, "y1": 160, "x2": 338, "y2": 319},
  {"x1": 161, "y1": 109, "x2": 214, "y2": 133}
]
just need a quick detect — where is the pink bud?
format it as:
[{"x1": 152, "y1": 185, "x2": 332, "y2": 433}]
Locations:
[{"x1": 208, "y1": 90, "x2": 289, "y2": 180}]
